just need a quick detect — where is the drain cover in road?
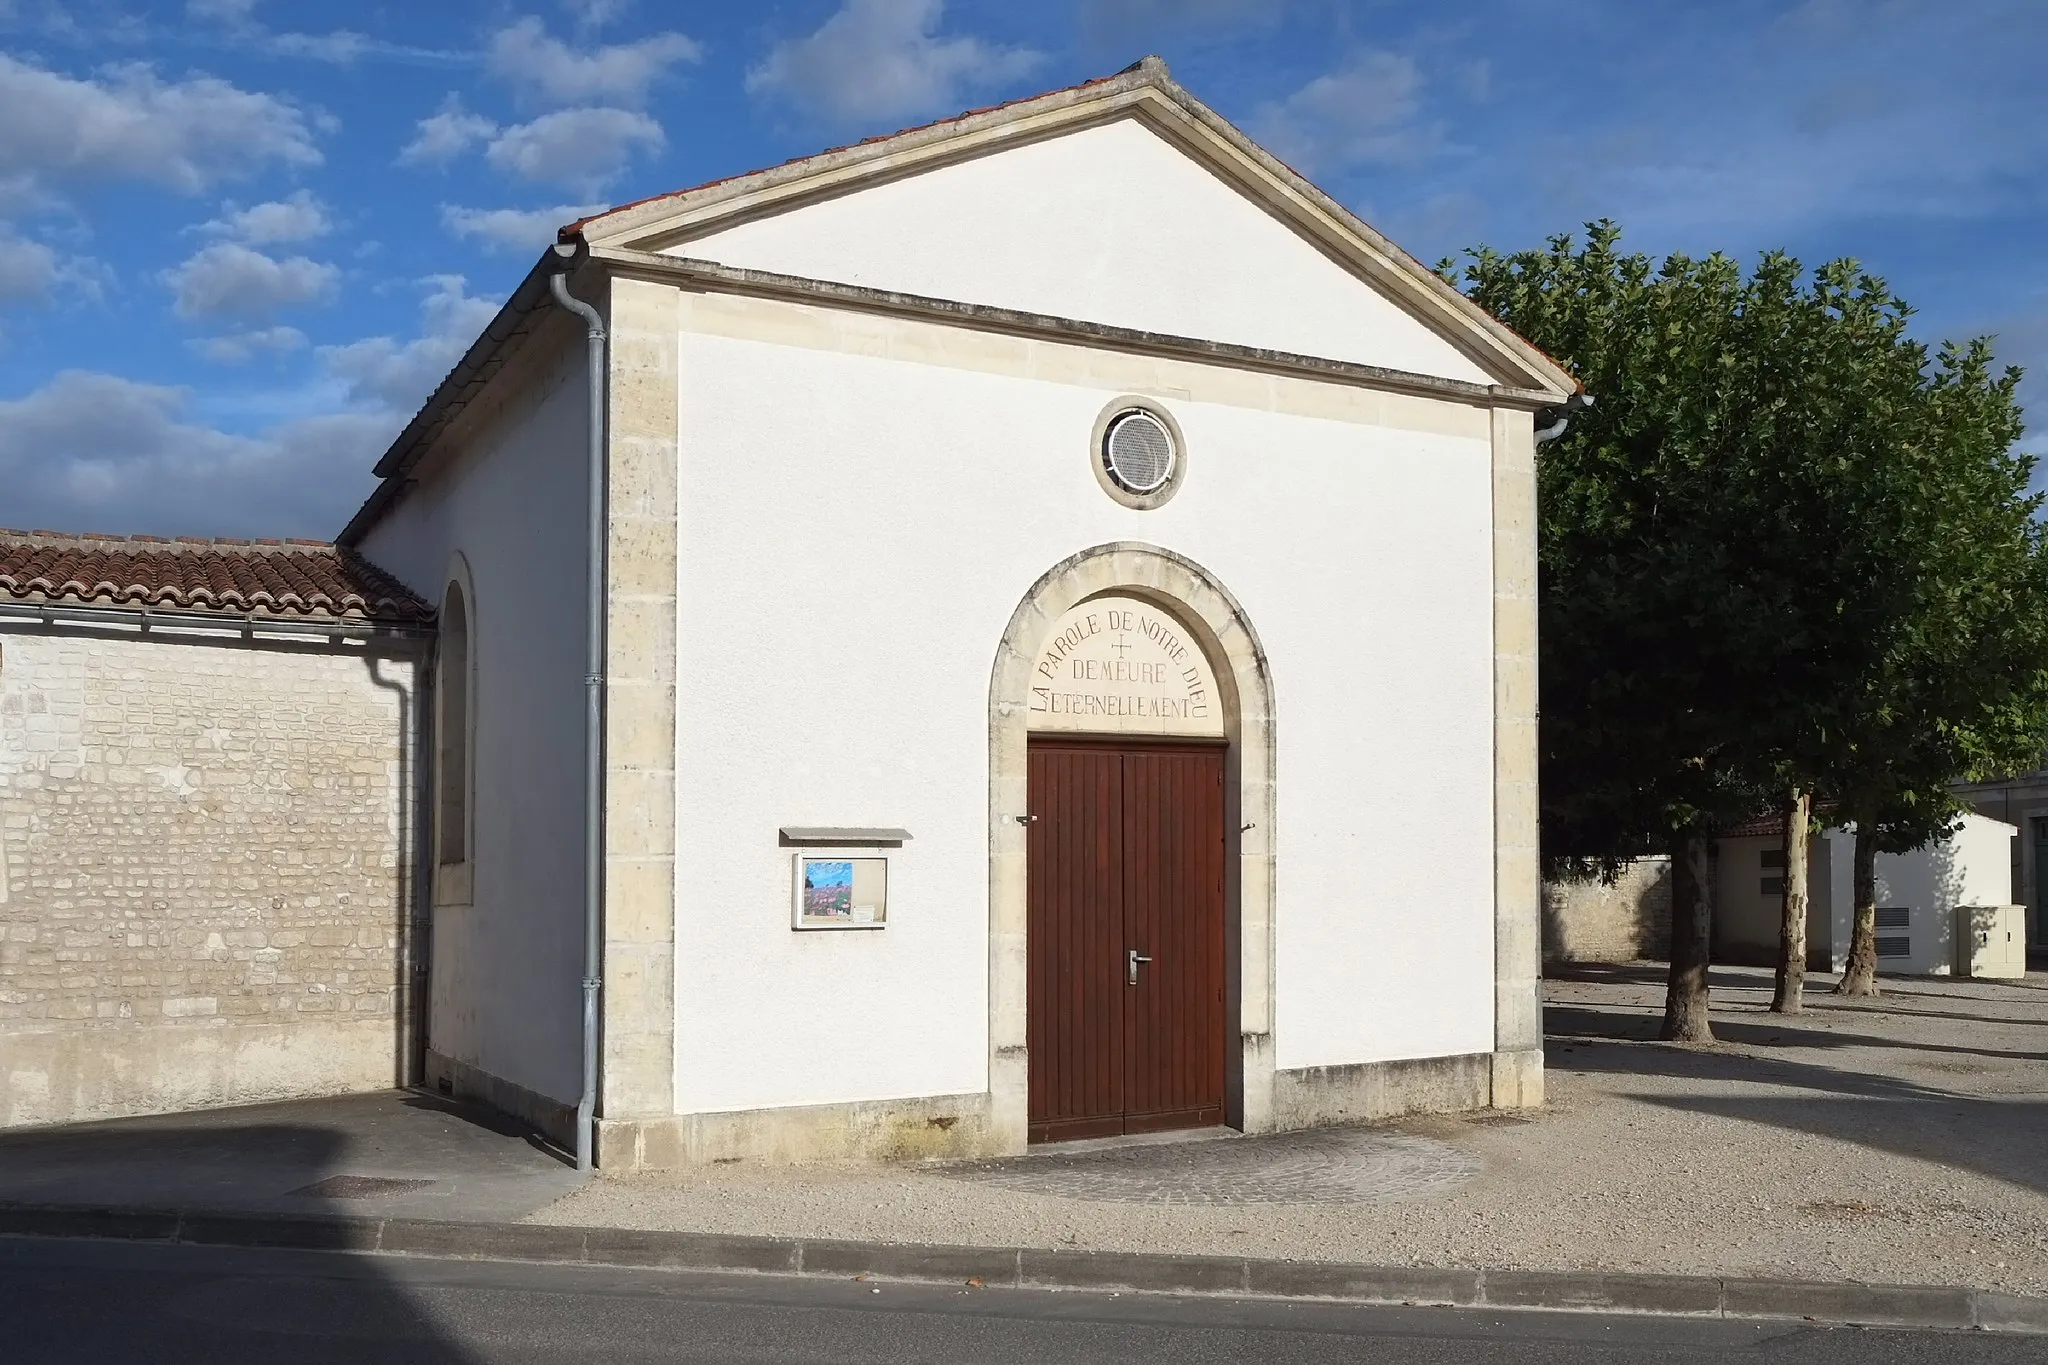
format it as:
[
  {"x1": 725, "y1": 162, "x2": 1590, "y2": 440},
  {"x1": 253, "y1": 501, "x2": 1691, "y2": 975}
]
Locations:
[
  {"x1": 945, "y1": 1129, "x2": 1477, "y2": 1206},
  {"x1": 289, "y1": 1175, "x2": 436, "y2": 1199}
]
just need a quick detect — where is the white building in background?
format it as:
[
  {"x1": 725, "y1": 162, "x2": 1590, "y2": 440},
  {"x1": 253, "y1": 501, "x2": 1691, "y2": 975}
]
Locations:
[
  {"x1": 1955, "y1": 770, "x2": 2048, "y2": 956},
  {"x1": 1712, "y1": 812, "x2": 2024, "y2": 977}
]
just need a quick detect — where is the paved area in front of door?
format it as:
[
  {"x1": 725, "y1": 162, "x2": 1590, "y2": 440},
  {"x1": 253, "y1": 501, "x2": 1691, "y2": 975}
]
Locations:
[
  {"x1": 0, "y1": 1090, "x2": 584, "y2": 1222},
  {"x1": 534, "y1": 966, "x2": 2048, "y2": 1296},
  {"x1": 947, "y1": 1125, "x2": 1480, "y2": 1205}
]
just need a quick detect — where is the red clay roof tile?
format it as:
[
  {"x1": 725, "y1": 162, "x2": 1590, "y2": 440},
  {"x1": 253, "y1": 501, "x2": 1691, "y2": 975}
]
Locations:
[{"x1": 0, "y1": 529, "x2": 433, "y2": 623}]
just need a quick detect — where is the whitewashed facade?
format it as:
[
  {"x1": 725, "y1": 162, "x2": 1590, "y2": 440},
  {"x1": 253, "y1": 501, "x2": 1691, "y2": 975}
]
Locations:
[{"x1": 341, "y1": 60, "x2": 1577, "y2": 1164}]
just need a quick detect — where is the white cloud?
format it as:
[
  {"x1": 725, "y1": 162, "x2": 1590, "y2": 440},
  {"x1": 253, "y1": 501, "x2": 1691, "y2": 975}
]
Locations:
[
  {"x1": 746, "y1": 0, "x2": 1044, "y2": 126},
  {"x1": 0, "y1": 229, "x2": 60, "y2": 301},
  {"x1": 487, "y1": 15, "x2": 701, "y2": 107},
  {"x1": 484, "y1": 107, "x2": 661, "y2": 194},
  {"x1": 1080, "y1": 0, "x2": 1274, "y2": 37},
  {"x1": 562, "y1": 0, "x2": 631, "y2": 28},
  {"x1": 440, "y1": 203, "x2": 604, "y2": 253},
  {"x1": 398, "y1": 95, "x2": 498, "y2": 168},
  {"x1": 263, "y1": 31, "x2": 371, "y2": 63},
  {"x1": 0, "y1": 54, "x2": 321, "y2": 198},
  {"x1": 0, "y1": 370, "x2": 390, "y2": 539},
  {"x1": 184, "y1": 1, "x2": 458, "y2": 65},
  {"x1": 1250, "y1": 51, "x2": 1445, "y2": 176},
  {"x1": 191, "y1": 325, "x2": 308, "y2": 363},
  {"x1": 0, "y1": 226, "x2": 108, "y2": 307},
  {"x1": 164, "y1": 242, "x2": 337, "y2": 320},
  {"x1": 197, "y1": 189, "x2": 330, "y2": 244},
  {"x1": 319, "y1": 275, "x2": 500, "y2": 413},
  {"x1": 187, "y1": 0, "x2": 260, "y2": 20},
  {"x1": 5, "y1": 276, "x2": 507, "y2": 537}
]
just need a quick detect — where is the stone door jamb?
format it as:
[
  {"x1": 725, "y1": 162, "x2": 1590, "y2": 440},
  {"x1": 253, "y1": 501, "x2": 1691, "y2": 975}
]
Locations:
[{"x1": 986, "y1": 542, "x2": 1277, "y2": 1150}]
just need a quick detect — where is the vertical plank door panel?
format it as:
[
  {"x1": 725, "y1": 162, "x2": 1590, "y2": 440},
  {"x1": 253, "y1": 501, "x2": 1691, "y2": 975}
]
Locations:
[
  {"x1": 1027, "y1": 741, "x2": 1126, "y2": 1143},
  {"x1": 1122, "y1": 744, "x2": 1228, "y2": 1132}
]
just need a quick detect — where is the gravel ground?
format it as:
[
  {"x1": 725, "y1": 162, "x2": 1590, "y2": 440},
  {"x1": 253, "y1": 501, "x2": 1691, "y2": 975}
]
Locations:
[{"x1": 533, "y1": 964, "x2": 2048, "y2": 1294}]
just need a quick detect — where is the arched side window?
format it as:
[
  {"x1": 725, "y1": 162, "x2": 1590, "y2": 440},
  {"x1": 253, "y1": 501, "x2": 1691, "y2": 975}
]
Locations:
[{"x1": 435, "y1": 574, "x2": 473, "y2": 897}]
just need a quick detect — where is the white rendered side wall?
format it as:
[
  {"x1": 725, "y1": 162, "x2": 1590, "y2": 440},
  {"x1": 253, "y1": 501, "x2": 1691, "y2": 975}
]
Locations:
[
  {"x1": 673, "y1": 118, "x2": 1493, "y2": 386},
  {"x1": 672, "y1": 327, "x2": 1497, "y2": 1116},
  {"x1": 1936, "y1": 812, "x2": 2018, "y2": 906},
  {"x1": 354, "y1": 339, "x2": 591, "y2": 1108}
]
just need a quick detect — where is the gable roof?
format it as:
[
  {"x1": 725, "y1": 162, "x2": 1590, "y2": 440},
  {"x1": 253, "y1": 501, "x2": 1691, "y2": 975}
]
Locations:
[
  {"x1": 569, "y1": 57, "x2": 1574, "y2": 398},
  {"x1": 0, "y1": 529, "x2": 433, "y2": 624},
  {"x1": 340, "y1": 58, "x2": 1575, "y2": 546}
]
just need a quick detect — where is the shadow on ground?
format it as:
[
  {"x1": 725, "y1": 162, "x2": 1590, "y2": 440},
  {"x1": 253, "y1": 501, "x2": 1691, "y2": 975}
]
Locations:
[
  {"x1": 0, "y1": 1089, "x2": 581, "y2": 1363},
  {"x1": 1544, "y1": 1004, "x2": 2046, "y2": 1064},
  {"x1": 0, "y1": 1089, "x2": 581, "y2": 1220},
  {"x1": 1544, "y1": 995, "x2": 2048, "y2": 1200}
]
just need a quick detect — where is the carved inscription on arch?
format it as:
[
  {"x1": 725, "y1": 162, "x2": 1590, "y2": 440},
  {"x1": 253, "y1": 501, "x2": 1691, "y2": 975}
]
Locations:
[{"x1": 1027, "y1": 594, "x2": 1225, "y2": 737}]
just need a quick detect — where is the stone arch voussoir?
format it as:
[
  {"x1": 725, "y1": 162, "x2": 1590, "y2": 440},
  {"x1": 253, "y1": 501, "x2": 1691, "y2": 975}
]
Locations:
[{"x1": 985, "y1": 542, "x2": 1277, "y2": 1149}]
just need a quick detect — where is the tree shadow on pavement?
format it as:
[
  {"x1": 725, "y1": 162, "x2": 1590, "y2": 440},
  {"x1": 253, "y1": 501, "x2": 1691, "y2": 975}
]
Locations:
[
  {"x1": 1544, "y1": 1004, "x2": 2046, "y2": 1064},
  {"x1": 1801, "y1": 1001, "x2": 2048, "y2": 1029},
  {"x1": 1544, "y1": 1028, "x2": 2048, "y2": 1200},
  {"x1": 1627, "y1": 1089, "x2": 2048, "y2": 1202},
  {"x1": 1545, "y1": 962, "x2": 1771, "y2": 992}
]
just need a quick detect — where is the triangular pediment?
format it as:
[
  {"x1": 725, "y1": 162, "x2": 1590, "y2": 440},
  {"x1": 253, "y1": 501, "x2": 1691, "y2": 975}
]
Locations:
[{"x1": 576, "y1": 61, "x2": 1573, "y2": 397}]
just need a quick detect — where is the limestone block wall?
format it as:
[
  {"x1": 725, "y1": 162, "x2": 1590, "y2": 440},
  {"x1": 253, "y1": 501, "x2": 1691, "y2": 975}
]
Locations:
[
  {"x1": 0, "y1": 627, "x2": 421, "y2": 1129},
  {"x1": 1541, "y1": 859, "x2": 1672, "y2": 964}
]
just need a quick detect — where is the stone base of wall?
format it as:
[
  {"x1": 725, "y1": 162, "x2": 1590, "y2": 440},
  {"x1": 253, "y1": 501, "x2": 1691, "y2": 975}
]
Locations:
[
  {"x1": 1269, "y1": 1052, "x2": 1501, "y2": 1130},
  {"x1": 597, "y1": 1051, "x2": 1539, "y2": 1169},
  {"x1": 3, "y1": 1019, "x2": 399, "y2": 1129},
  {"x1": 425, "y1": 1048, "x2": 576, "y2": 1150},
  {"x1": 1489, "y1": 1047, "x2": 1545, "y2": 1109},
  {"x1": 597, "y1": 1091, "x2": 1005, "y2": 1169}
]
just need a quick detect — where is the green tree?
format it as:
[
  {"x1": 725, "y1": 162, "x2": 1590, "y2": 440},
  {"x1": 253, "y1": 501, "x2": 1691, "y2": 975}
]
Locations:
[
  {"x1": 1442, "y1": 223, "x2": 2044, "y2": 1032},
  {"x1": 1820, "y1": 349, "x2": 2048, "y2": 993}
]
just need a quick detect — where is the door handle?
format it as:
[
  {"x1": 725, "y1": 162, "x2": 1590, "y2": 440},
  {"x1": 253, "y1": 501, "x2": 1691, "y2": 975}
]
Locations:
[{"x1": 1127, "y1": 949, "x2": 1152, "y2": 986}]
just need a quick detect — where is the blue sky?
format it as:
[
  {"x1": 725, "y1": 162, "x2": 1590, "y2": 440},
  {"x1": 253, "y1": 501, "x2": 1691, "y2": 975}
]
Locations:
[{"x1": 1, "y1": 0, "x2": 2043, "y2": 539}]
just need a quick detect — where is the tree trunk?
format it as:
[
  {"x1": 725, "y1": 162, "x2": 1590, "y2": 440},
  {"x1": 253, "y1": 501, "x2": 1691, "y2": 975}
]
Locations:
[
  {"x1": 1770, "y1": 789, "x2": 1811, "y2": 1014},
  {"x1": 1835, "y1": 824, "x2": 1882, "y2": 996},
  {"x1": 1661, "y1": 828, "x2": 1716, "y2": 1042}
]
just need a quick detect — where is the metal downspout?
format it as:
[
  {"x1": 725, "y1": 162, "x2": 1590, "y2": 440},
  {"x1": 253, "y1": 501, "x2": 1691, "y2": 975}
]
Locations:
[
  {"x1": 1535, "y1": 390, "x2": 1593, "y2": 446},
  {"x1": 548, "y1": 239, "x2": 608, "y2": 1172},
  {"x1": 410, "y1": 646, "x2": 435, "y2": 1087}
]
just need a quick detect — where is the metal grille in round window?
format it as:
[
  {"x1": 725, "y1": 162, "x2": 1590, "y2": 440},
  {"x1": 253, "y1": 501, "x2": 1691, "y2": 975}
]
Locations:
[{"x1": 1102, "y1": 410, "x2": 1177, "y2": 495}]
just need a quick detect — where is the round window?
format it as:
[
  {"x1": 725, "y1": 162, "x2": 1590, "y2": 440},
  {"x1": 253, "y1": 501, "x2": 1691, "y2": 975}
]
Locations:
[{"x1": 1102, "y1": 409, "x2": 1177, "y2": 494}]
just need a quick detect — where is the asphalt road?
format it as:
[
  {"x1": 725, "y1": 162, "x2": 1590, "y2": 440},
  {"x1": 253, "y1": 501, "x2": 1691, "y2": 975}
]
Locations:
[{"x1": 0, "y1": 1235, "x2": 2039, "y2": 1364}]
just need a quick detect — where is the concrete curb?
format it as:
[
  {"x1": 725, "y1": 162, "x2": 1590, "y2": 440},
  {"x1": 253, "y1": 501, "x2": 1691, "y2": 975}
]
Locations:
[{"x1": 3, "y1": 1203, "x2": 2043, "y2": 1334}]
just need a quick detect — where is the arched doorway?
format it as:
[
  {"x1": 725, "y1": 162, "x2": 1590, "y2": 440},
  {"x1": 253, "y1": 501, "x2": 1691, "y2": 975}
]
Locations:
[{"x1": 987, "y1": 544, "x2": 1275, "y2": 1149}]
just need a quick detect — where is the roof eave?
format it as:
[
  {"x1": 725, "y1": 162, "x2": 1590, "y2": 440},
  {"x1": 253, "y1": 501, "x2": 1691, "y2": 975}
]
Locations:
[
  {"x1": 597, "y1": 245, "x2": 1567, "y2": 409},
  {"x1": 574, "y1": 57, "x2": 1575, "y2": 400},
  {"x1": 337, "y1": 251, "x2": 564, "y2": 546}
]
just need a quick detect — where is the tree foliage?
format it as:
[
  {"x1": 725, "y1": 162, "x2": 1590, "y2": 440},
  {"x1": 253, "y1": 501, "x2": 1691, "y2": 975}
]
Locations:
[{"x1": 1442, "y1": 221, "x2": 2046, "y2": 1022}]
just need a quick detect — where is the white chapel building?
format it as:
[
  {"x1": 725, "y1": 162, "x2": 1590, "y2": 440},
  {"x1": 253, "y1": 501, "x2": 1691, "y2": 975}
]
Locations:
[{"x1": 1, "y1": 59, "x2": 1574, "y2": 1163}]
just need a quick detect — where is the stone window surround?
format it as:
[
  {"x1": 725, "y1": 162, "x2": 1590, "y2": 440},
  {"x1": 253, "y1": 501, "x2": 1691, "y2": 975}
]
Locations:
[{"x1": 1090, "y1": 397, "x2": 1189, "y2": 511}]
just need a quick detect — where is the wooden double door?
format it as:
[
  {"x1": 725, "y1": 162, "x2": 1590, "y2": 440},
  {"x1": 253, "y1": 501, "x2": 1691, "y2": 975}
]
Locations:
[{"x1": 1026, "y1": 737, "x2": 1228, "y2": 1143}]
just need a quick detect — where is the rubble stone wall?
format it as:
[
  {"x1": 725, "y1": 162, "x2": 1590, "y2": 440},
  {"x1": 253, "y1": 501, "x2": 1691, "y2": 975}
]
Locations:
[
  {"x1": 0, "y1": 626, "x2": 421, "y2": 1128},
  {"x1": 1541, "y1": 858, "x2": 1673, "y2": 964}
]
